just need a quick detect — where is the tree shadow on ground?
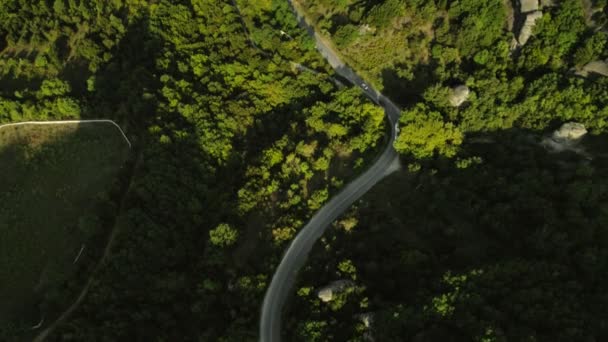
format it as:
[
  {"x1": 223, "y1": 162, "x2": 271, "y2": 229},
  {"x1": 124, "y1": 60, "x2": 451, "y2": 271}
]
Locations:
[
  {"x1": 289, "y1": 127, "x2": 608, "y2": 341},
  {"x1": 0, "y1": 122, "x2": 132, "y2": 342},
  {"x1": 37, "y1": 13, "x2": 242, "y2": 342},
  {"x1": 381, "y1": 62, "x2": 438, "y2": 107}
]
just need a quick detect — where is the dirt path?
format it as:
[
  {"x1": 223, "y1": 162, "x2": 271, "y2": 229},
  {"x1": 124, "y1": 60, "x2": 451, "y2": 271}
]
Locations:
[
  {"x1": 30, "y1": 147, "x2": 141, "y2": 342},
  {"x1": 259, "y1": 1, "x2": 402, "y2": 341}
]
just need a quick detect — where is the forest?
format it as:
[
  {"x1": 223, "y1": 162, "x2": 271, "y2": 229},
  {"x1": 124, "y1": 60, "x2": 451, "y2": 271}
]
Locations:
[
  {"x1": 288, "y1": 0, "x2": 608, "y2": 340},
  {"x1": 0, "y1": 0, "x2": 384, "y2": 340},
  {"x1": 1, "y1": 0, "x2": 607, "y2": 341},
  {"x1": 291, "y1": 129, "x2": 608, "y2": 341}
]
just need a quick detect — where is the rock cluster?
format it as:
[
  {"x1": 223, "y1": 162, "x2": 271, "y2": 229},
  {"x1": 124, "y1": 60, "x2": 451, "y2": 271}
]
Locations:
[
  {"x1": 511, "y1": 0, "x2": 553, "y2": 48},
  {"x1": 520, "y1": 0, "x2": 539, "y2": 13},
  {"x1": 553, "y1": 122, "x2": 588, "y2": 141},
  {"x1": 518, "y1": 10, "x2": 543, "y2": 46}
]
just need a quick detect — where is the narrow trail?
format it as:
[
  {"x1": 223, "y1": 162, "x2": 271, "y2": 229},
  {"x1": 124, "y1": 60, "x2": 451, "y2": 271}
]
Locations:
[
  {"x1": 0, "y1": 119, "x2": 135, "y2": 341},
  {"x1": 32, "y1": 152, "x2": 141, "y2": 342}
]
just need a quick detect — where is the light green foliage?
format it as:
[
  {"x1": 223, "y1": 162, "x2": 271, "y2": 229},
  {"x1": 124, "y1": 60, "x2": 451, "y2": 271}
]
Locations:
[
  {"x1": 209, "y1": 223, "x2": 239, "y2": 247},
  {"x1": 334, "y1": 24, "x2": 359, "y2": 48},
  {"x1": 457, "y1": 76, "x2": 525, "y2": 131},
  {"x1": 366, "y1": 0, "x2": 405, "y2": 29},
  {"x1": 297, "y1": 320, "x2": 328, "y2": 341},
  {"x1": 288, "y1": 0, "x2": 608, "y2": 341},
  {"x1": 338, "y1": 259, "x2": 357, "y2": 280},
  {"x1": 38, "y1": 78, "x2": 71, "y2": 98},
  {"x1": 426, "y1": 270, "x2": 482, "y2": 317},
  {"x1": 394, "y1": 104, "x2": 463, "y2": 159},
  {"x1": 518, "y1": 73, "x2": 605, "y2": 130},
  {"x1": 308, "y1": 188, "x2": 329, "y2": 210},
  {"x1": 446, "y1": 0, "x2": 507, "y2": 58},
  {"x1": 272, "y1": 226, "x2": 297, "y2": 244},
  {"x1": 306, "y1": 87, "x2": 385, "y2": 152},
  {"x1": 455, "y1": 156, "x2": 483, "y2": 169},
  {"x1": 297, "y1": 286, "x2": 313, "y2": 297}
]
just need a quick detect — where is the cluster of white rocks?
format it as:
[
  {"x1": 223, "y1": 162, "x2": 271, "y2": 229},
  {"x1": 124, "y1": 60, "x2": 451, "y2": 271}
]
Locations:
[{"x1": 516, "y1": 0, "x2": 544, "y2": 46}]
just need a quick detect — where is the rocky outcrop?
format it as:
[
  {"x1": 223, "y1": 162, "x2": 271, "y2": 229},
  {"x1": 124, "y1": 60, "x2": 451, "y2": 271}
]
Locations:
[
  {"x1": 553, "y1": 122, "x2": 588, "y2": 141},
  {"x1": 540, "y1": 0, "x2": 555, "y2": 7},
  {"x1": 317, "y1": 280, "x2": 354, "y2": 302},
  {"x1": 542, "y1": 122, "x2": 588, "y2": 155},
  {"x1": 520, "y1": 0, "x2": 539, "y2": 13},
  {"x1": 518, "y1": 10, "x2": 543, "y2": 46},
  {"x1": 510, "y1": 0, "x2": 550, "y2": 49},
  {"x1": 578, "y1": 60, "x2": 608, "y2": 77},
  {"x1": 448, "y1": 85, "x2": 470, "y2": 107}
]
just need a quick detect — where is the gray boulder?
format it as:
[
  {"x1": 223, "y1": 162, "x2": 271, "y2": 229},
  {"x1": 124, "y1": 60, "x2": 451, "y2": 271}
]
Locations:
[
  {"x1": 520, "y1": 0, "x2": 539, "y2": 13},
  {"x1": 448, "y1": 85, "x2": 470, "y2": 107},
  {"x1": 518, "y1": 11, "x2": 543, "y2": 46},
  {"x1": 582, "y1": 60, "x2": 608, "y2": 77},
  {"x1": 553, "y1": 122, "x2": 587, "y2": 141},
  {"x1": 317, "y1": 280, "x2": 354, "y2": 302}
]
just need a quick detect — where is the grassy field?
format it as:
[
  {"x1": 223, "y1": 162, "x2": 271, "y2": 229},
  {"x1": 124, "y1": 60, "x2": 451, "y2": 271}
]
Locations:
[{"x1": 0, "y1": 122, "x2": 129, "y2": 331}]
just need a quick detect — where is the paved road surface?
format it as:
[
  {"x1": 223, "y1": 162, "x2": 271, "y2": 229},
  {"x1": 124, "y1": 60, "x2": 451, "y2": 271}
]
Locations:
[{"x1": 259, "y1": 2, "x2": 402, "y2": 341}]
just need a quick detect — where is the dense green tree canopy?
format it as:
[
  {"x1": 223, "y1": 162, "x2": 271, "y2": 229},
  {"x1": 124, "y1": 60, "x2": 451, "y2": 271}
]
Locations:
[{"x1": 2, "y1": 0, "x2": 608, "y2": 340}]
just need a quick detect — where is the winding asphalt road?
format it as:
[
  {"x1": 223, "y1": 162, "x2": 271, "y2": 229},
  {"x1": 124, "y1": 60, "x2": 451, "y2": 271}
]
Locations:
[{"x1": 259, "y1": 2, "x2": 402, "y2": 341}]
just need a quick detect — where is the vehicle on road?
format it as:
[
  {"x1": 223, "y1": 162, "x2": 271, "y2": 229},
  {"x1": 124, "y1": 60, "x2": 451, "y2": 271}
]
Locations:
[{"x1": 394, "y1": 123, "x2": 400, "y2": 142}]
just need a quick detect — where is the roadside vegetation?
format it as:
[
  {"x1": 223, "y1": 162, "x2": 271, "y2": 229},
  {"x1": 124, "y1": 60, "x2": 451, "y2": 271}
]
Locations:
[
  {"x1": 299, "y1": 0, "x2": 608, "y2": 160},
  {"x1": 0, "y1": 123, "x2": 129, "y2": 339},
  {"x1": 292, "y1": 130, "x2": 608, "y2": 341},
  {"x1": 288, "y1": 0, "x2": 608, "y2": 340}
]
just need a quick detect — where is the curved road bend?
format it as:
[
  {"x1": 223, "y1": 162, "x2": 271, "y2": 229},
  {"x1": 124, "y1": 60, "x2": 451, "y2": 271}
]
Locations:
[{"x1": 260, "y1": 1, "x2": 402, "y2": 341}]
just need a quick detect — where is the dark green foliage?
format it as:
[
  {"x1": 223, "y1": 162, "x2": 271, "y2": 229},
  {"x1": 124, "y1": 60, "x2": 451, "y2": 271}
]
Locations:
[
  {"x1": 0, "y1": 124, "x2": 129, "y2": 336},
  {"x1": 292, "y1": 131, "x2": 608, "y2": 341},
  {"x1": 290, "y1": 0, "x2": 608, "y2": 340},
  {"x1": 0, "y1": 0, "x2": 385, "y2": 340},
  {"x1": 334, "y1": 24, "x2": 359, "y2": 48},
  {"x1": 573, "y1": 31, "x2": 608, "y2": 67}
]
